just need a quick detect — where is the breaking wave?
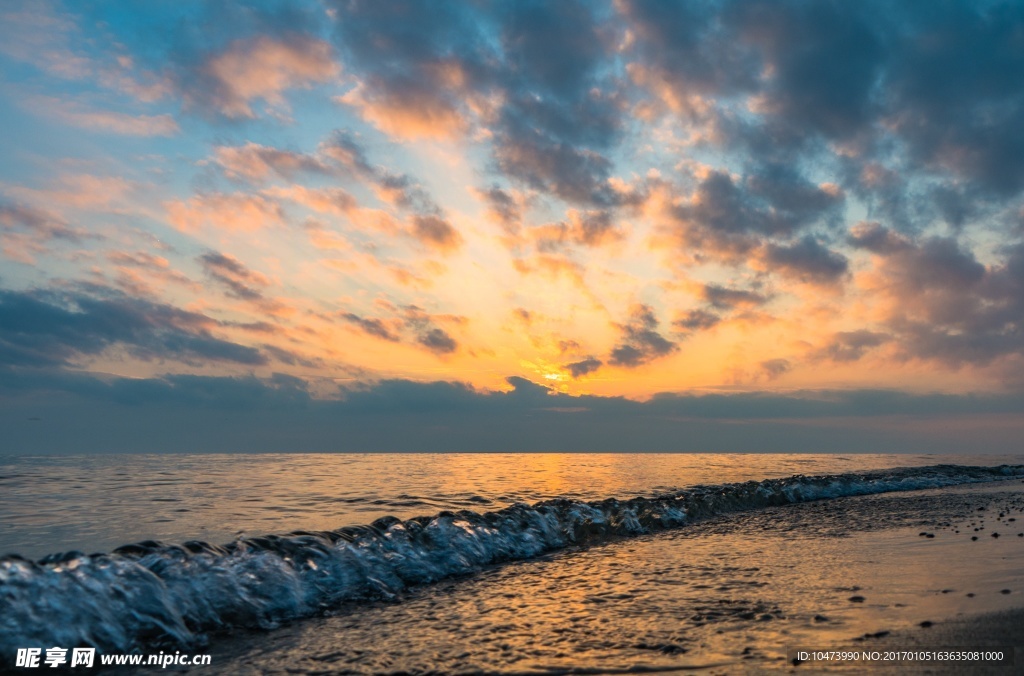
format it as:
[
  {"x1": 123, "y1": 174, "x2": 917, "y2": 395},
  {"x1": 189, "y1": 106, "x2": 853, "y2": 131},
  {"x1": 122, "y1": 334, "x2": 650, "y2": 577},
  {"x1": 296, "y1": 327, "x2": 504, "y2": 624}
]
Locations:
[{"x1": 2, "y1": 464, "x2": 1022, "y2": 658}]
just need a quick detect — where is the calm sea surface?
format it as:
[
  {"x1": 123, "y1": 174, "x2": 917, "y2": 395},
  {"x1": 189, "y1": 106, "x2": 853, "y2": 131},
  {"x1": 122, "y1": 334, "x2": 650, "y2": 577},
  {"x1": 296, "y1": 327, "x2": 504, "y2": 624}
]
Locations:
[{"x1": 1, "y1": 452, "x2": 1021, "y2": 559}]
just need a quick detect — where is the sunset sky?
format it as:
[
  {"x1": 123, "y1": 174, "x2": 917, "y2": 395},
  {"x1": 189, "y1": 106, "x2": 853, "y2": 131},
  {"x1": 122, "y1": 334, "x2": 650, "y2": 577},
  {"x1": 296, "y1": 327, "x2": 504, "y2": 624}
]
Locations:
[{"x1": 2, "y1": 0, "x2": 1024, "y2": 453}]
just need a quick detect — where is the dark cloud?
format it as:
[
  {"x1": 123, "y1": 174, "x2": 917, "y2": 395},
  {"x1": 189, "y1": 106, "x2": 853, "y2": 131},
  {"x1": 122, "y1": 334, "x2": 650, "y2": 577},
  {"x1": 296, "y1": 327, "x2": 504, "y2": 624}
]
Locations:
[
  {"x1": 417, "y1": 327, "x2": 457, "y2": 355},
  {"x1": 198, "y1": 251, "x2": 271, "y2": 303},
  {"x1": 330, "y1": 0, "x2": 627, "y2": 208},
  {"x1": 674, "y1": 309, "x2": 721, "y2": 333},
  {"x1": 331, "y1": 0, "x2": 492, "y2": 135},
  {"x1": 760, "y1": 358, "x2": 791, "y2": 380},
  {"x1": 0, "y1": 202, "x2": 82, "y2": 241},
  {"x1": 341, "y1": 313, "x2": 400, "y2": 342},
  {"x1": 213, "y1": 142, "x2": 335, "y2": 182},
  {"x1": 724, "y1": 0, "x2": 885, "y2": 143},
  {"x1": 847, "y1": 221, "x2": 911, "y2": 254},
  {"x1": 702, "y1": 284, "x2": 768, "y2": 310},
  {"x1": 493, "y1": 130, "x2": 622, "y2": 207},
  {"x1": 319, "y1": 130, "x2": 376, "y2": 176},
  {"x1": 0, "y1": 288, "x2": 266, "y2": 369},
  {"x1": 341, "y1": 304, "x2": 462, "y2": 356},
  {"x1": 563, "y1": 356, "x2": 602, "y2": 379},
  {"x1": 814, "y1": 331, "x2": 890, "y2": 363},
  {"x1": 609, "y1": 304, "x2": 677, "y2": 367},
  {"x1": 534, "y1": 210, "x2": 624, "y2": 251},
  {"x1": 5, "y1": 373, "x2": 1024, "y2": 454},
  {"x1": 618, "y1": 0, "x2": 755, "y2": 99},
  {"x1": 260, "y1": 344, "x2": 322, "y2": 369},
  {"x1": 477, "y1": 185, "x2": 522, "y2": 233},
  {"x1": 149, "y1": 1, "x2": 338, "y2": 120},
  {"x1": 762, "y1": 237, "x2": 849, "y2": 284},
  {"x1": 856, "y1": 235, "x2": 1024, "y2": 368},
  {"x1": 411, "y1": 215, "x2": 462, "y2": 252},
  {"x1": 669, "y1": 167, "x2": 843, "y2": 259},
  {"x1": 884, "y1": 1, "x2": 1024, "y2": 196},
  {"x1": 319, "y1": 131, "x2": 464, "y2": 251}
]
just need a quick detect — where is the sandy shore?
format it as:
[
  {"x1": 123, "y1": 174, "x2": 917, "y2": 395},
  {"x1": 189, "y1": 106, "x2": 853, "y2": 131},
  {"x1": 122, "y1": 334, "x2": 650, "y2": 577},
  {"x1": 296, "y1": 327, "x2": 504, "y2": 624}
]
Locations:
[{"x1": 855, "y1": 607, "x2": 1024, "y2": 675}]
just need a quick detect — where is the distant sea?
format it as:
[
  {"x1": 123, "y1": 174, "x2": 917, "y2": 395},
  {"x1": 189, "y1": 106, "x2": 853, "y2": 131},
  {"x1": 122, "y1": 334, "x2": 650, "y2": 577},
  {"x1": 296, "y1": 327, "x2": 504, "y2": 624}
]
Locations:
[{"x1": 2, "y1": 453, "x2": 1024, "y2": 673}]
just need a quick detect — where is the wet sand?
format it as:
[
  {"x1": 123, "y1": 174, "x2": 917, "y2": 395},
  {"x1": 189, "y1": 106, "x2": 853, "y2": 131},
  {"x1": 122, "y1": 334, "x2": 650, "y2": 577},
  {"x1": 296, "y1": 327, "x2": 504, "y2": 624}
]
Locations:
[{"x1": 855, "y1": 607, "x2": 1024, "y2": 675}]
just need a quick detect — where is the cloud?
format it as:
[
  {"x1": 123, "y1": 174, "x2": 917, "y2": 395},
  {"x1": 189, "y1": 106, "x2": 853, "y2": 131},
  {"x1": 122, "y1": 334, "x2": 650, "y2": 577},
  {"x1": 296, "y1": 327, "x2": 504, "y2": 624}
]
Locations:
[
  {"x1": 6, "y1": 373, "x2": 1024, "y2": 454},
  {"x1": 337, "y1": 81, "x2": 469, "y2": 141},
  {"x1": 701, "y1": 283, "x2": 768, "y2": 310},
  {"x1": 667, "y1": 168, "x2": 844, "y2": 259},
  {"x1": 761, "y1": 237, "x2": 849, "y2": 284},
  {"x1": 883, "y1": 1, "x2": 1024, "y2": 196},
  {"x1": 104, "y1": 250, "x2": 196, "y2": 297},
  {"x1": 0, "y1": 201, "x2": 92, "y2": 263},
  {"x1": 673, "y1": 309, "x2": 721, "y2": 333},
  {"x1": 342, "y1": 313, "x2": 401, "y2": 342},
  {"x1": 759, "y1": 358, "x2": 791, "y2": 380},
  {"x1": 533, "y1": 209, "x2": 625, "y2": 251},
  {"x1": 617, "y1": 0, "x2": 754, "y2": 101},
  {"x1": 814, "y1": 331, "x2": 890, "y2": 363},
  {"x1": 492, "y1": 130, "x2": 623, "y2": 207},
  {"x1": 330, "y1": 0, "x2": 629, "y2": 209},
  {"x1": 475, "y1": 185, "x2": 523, "y2": 234},
  {"x1": 417, "y1": 327, "x2": 457, "y2": 354},
  {"x1": 411, "y1": 215, "x2": 463, "y2": 252},
  {"x1": 198, "y1": 251, "x2": 272, "y2": 303},
  {"x1": 724, "y1": 0, "x2": 884, "y2": 143},
  {"x1": 330, "y1": 1, "x2": 488, "y2": 140},
  {"x1": 211, "y1": 142, "x2": 334, "y2": 182},
  {"x1": 186, "y1": 34, "x2": 339, "y2": 119},
  {"x1": 340, "y1": 303, "x2": 463, "y2": 357},
  {"x1": 0, "y1": 287, "x2": 267, "y2": 369},
  {"x1": 3, "y1": 173, "x2": 139, "y2": 215},
  {"x1": 0, "y1": 202, "x2": 77, "y2": 239},
  {"x1": 264, "y1": 185, "x2": 358, "y2": 217},
  {"x1": 563, "y1": 356, "x2": 602, "y2": 379},
  {"x1": 609, "y1": 304, "x2": 678, "y2": 367},
  {"x1": 166, "y1": 192, "x2": 286, "y2": 232},
  {"x1": 852, "y1": 233, "x2": 1024, "y2": 368}
]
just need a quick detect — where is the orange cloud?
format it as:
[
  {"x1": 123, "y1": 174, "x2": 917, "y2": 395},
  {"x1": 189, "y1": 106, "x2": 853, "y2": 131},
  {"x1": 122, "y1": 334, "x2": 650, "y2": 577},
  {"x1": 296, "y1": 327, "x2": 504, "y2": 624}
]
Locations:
[
  {"x1": 264, "y1": 185, "x2": 358, "y2": 217},
  {"x1": 336, "y1": 82, "x2": 467, "y2": 140},
  {"x1": 3, "y1": 173, "x2": 139, "y2": 215},
  {"x1": 212, "y1": 143, "x2": 333, "y2": 182},
  {"x1": 199, "y1": 35, "x2": 339, "y2": 118},
  {"x1": 166, "y1": 192, "x2": 286, "y2": 232}
]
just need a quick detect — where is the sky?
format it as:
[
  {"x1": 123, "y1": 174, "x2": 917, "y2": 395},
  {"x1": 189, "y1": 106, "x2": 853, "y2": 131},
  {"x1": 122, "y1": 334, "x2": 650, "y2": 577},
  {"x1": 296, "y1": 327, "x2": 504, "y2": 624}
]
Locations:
[{"x1": 2, "y1": 0, "x2": 1024, "y2": 453}]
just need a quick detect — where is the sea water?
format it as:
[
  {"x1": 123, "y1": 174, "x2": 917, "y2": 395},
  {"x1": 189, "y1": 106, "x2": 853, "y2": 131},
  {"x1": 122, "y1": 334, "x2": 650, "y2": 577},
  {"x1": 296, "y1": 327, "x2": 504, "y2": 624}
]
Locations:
[{"x1": 2, "y1": 453, "x2": 1024, "y2": 672}]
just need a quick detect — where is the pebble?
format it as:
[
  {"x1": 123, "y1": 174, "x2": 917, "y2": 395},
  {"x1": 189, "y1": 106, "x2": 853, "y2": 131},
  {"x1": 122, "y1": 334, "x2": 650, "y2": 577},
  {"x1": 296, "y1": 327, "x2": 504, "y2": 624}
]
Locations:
[
  {"x1": 849, "y1": 595, "x2": 866, "y2": 603},
  {"x1": 919, "y1": 621, "x2": 933, "y2": 628}
]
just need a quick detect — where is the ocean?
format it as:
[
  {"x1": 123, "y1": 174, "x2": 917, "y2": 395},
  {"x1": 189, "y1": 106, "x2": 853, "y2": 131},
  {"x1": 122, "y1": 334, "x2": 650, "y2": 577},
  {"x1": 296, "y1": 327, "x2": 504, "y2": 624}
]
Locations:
[{"x1": 2, "y1": 453, "x2": 1023, "y2": 673}]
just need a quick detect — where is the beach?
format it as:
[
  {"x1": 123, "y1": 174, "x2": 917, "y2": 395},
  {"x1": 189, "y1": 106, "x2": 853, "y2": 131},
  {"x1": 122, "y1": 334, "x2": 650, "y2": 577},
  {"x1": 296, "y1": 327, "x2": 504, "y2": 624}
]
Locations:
[
  {"x1": 4, "y1": 456, "x2": 1019, "y2": 671},
  {"x1": 189, "y1": 477, "x2": 1024, "y2": 675},
  {"x1": 3, "y1": 455, "x2": 1022, "y2": 674}
]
